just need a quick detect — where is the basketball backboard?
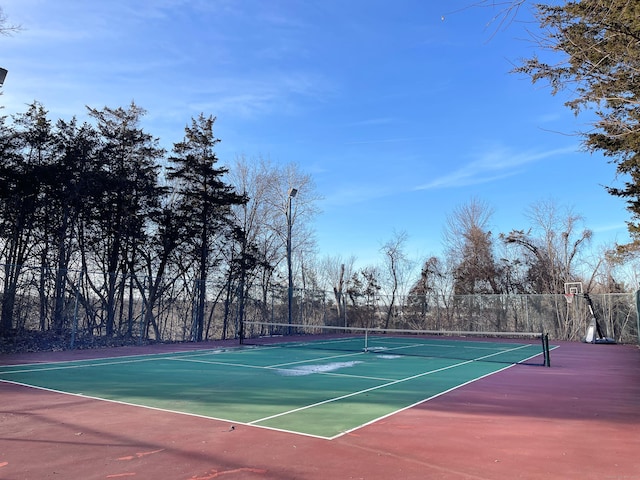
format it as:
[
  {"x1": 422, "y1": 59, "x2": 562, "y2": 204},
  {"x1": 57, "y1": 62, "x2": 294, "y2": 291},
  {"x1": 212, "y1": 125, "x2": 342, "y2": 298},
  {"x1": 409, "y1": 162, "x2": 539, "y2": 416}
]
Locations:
[{"x1": 564, "y1": 282, "x2": 583, "y2": 295}]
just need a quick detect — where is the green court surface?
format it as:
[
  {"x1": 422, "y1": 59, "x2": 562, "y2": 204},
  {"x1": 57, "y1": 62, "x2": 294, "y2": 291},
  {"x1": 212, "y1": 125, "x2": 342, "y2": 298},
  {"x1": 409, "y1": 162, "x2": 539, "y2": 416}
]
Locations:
[{"x1": 0, "y1": 339, "x2": 547, "y2": 439}]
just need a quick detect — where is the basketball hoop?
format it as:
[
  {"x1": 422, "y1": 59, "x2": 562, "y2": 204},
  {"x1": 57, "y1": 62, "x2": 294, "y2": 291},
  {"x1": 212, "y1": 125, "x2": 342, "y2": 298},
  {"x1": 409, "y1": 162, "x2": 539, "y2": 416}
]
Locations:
[{"x1": 563, "y1": 282, "x2": 583, "y2": 304}]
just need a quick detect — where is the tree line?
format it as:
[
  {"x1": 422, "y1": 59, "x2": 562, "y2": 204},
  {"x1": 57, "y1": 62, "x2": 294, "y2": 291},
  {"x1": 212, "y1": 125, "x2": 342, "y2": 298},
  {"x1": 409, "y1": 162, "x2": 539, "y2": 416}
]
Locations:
[
  {"x1": 0, "y1": 101, "x2": 635, "y2": 345},
  {"x1": 0, "y1": 101, "x2": 318, "y2": 342}
]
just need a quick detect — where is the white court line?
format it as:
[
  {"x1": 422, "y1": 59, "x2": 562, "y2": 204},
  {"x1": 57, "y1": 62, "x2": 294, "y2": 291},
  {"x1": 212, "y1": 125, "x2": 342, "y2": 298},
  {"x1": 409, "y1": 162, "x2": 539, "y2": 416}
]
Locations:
[
  {"x1": 0, "y1": 356, "x2": 161, "y2": 374},
  {"x1": 266, "y1": 351, "x2": 365, "y2": 368},
  {"x1": 0, "y1": 378, "x2": 254, "y2": 433},
  {"x1": 370, "y1": 339, "x2": 536, "y2": 353},
  {"x1": 0, "y1": 347, "x2": 241, "y2": 372},
  {"x1": 169, "y1": 346, "x2": 368, "y2": 370},
  {"x1": 0, "y1": 341, "x2": 538, "y2": 377},
  {"x1": 472, "y1": 343, "x2": 532, "y2": 361},
  {"x1": 248, "y1": 358, "x2": 476, "y2": 425},
  {"x1": 168, "y1": 354, "x2": 396, "y2": 382},
  {"x1": 333, "y1": 363, "x2": 515, "y2": 440},
  {"x1": 0, "y1": 342, "x2": 552, "y2": 441},
  {"x1": 249, "y1": 342, "x2": 538, "y2": 426},
  {"x1": 370, "y1": 340, "x2": 543, "y2": 363},
  {"x1": 0, "y1": 347, "x2": 247, "y2": 375}
]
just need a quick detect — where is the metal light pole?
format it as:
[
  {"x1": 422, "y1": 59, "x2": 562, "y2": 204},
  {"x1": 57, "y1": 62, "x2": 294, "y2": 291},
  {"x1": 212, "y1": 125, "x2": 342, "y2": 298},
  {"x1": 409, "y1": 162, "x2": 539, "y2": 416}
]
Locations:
[{"x1": 286, "y1": 187, "x2": 298, "y2": 334}]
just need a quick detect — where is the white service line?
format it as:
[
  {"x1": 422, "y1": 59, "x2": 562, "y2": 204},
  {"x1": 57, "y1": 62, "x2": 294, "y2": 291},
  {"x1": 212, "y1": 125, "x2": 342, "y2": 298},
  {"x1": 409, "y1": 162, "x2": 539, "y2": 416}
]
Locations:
[
  {"x1": 248, "y1": 358, "x2": 476, "y2": 425},
  {"x1": 168, "y1": 355, "x2": 395, "y2": 382}
]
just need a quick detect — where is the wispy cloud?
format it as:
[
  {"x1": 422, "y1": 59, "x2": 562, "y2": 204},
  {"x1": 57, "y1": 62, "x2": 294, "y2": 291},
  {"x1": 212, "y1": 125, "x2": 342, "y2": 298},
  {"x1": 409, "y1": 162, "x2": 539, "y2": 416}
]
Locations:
[
  {"x1": 189, "y1": 91, "x2": 280, "y2": 119},
  {"x1": 414, "y1": 145, "x2": 578, "y2": 190},
  {"x1": 322, "y1": 183, "x2": 396, "y2": 208},
  {"x1": 345, "y1": 136, "x2": 428, "y2": 146},
  {"x1": 591, "y1": 222, "x2": 628, "y2": 234},
  {"x1": 181, "y1": 70, "x2": 331, "y2": 120},
  {"x1": 344, "y1": 117, "x2": 398, "y2": 128}
]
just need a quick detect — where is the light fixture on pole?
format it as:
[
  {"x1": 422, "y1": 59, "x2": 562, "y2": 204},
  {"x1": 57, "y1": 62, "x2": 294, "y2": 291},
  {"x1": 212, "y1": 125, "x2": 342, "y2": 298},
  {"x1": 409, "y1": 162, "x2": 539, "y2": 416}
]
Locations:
[
  {"x1": 286, "y1": 187, "x2": 298, "y2": 333},
  {"x1": 0, "y1": 68, "x2": 7, "y2": 86}
]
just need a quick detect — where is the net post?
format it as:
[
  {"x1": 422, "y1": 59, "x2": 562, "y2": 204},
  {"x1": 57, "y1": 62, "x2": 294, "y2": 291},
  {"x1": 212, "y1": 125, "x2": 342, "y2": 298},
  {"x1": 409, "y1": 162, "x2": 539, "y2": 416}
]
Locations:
[
  {"x1": 364, "y1": 328, "x2": 369, "y2": 352},
  {"x1": 543, "y1": 333, "x2": 551, "y2": 367}
]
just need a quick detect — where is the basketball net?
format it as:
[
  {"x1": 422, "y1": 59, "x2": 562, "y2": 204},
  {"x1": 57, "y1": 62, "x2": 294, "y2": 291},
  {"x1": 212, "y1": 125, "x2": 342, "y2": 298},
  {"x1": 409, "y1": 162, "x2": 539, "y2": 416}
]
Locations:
[{"x1": 564, "y1": 293, "x2": 574, "y2": 305}]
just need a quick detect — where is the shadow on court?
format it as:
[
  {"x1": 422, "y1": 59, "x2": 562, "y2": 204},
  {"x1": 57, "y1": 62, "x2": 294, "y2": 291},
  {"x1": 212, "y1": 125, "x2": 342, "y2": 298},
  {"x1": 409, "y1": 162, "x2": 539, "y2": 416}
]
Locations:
[{"x1": 1, "y1": 339, "x2": 638, "y2": 479}]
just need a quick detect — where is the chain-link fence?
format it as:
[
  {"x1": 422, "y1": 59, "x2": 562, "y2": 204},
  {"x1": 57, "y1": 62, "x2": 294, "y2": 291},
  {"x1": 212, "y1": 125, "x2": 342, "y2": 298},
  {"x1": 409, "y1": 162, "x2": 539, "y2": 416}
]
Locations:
[
  {"x1": 1, "y1": 263, "x2": 638, "y2": 347},
  {"x1": 251, "y1": 290, "x2": 639, "y2": 344}
]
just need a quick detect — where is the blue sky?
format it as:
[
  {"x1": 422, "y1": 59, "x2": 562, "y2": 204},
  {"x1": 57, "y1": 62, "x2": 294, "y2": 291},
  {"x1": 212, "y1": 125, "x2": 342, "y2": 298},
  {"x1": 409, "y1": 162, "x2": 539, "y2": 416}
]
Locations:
[{"x1": 1, "y1": 0, "x2": 631, "y2": 268}]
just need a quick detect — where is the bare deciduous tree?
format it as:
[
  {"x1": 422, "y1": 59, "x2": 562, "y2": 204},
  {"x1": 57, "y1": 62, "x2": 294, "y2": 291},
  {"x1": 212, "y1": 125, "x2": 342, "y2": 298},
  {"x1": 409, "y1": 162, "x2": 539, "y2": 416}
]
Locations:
[
  {"x1": 380, "y1": 231, "x2": 413, "y2": 329},
  {"x1": 501, "y1": 200, "x2": 592, "y2": 294},
  {"x1": 444, "y1": 198, "x2": 502, "y2": 294},
  {"x1": 319, "y1": 254, "x2": 356, "y2": 325}
]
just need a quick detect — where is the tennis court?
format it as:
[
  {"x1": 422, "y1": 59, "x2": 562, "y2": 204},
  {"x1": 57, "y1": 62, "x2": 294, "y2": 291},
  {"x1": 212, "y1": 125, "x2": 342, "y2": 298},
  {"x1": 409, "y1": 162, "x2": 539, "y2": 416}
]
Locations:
[
  {"x1": 1, "y1": 337, "x2": 640, "y2": 479},
  {"x1": 0, "y1": 332, "x2": 548, "y2": 439}
]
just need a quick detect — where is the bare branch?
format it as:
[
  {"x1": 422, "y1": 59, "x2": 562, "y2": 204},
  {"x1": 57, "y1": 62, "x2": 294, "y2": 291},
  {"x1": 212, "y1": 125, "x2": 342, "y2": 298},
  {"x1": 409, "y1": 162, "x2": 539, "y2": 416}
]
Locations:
[{"x1": 0, "y1": 7, "x2": 22, "y2": 36}]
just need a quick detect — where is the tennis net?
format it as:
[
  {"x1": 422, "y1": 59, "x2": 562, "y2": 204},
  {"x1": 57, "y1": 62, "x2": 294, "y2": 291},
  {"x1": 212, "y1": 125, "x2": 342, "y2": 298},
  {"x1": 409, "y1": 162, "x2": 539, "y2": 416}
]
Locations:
[{"x1": 240, "y1": 321, "x2": 551, "y2": 367}]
